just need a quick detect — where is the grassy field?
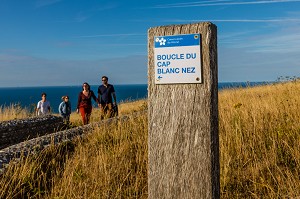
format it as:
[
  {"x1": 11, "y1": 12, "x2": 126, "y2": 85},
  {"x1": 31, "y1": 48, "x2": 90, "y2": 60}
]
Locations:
[
  {"x1": 0, "y1": 99, "x2": 147, "y2": 124},
  {"x1": 0, "y1": 103, "x2": 32, "y2": 121},
  {"x1": 1, "y1": 82, "x2": 300, "y2": 198},
  {"x1": 219, "y1": 81, "x2": 300, "y2": 198}
]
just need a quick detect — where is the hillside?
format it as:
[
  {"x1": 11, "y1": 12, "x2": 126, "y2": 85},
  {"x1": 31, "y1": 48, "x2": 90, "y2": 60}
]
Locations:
[{"x1": 1, "y1": 82, "x2": 300, "y2": 198}]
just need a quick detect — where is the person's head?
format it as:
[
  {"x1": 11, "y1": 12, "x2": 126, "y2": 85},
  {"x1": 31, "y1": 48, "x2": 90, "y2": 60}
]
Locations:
[
  {"x1": 82, "y1": 82, "x2": 90, "y2": 91},
  {"x1": 41, "y1": 92, "x2": 47, "y2": 101},
  {"x1": 101, "y1": 76, "x2": 108, "y2": 85},
  {"x1": 62, "y1": 95, "x2": 69, "y2": 102}
]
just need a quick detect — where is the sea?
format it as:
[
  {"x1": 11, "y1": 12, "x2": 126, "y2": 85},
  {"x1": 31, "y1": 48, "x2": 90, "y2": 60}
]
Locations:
[{"x1": 0, "y1": 82, "x2": 271, "y2": 113}]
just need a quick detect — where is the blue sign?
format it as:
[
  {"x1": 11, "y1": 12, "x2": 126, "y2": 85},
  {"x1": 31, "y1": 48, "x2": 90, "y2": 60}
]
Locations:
[
  {"x1": 154, "y1": 33, "x2": 202, "y2": 84},
  {"x1": 154, "y1": 34, "x2": 200, "y2": 48}
]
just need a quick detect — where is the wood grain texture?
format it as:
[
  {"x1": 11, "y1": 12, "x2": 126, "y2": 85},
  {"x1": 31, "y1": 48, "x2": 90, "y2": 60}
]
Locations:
[{"x1": 148, "y1": 22, "x2": 219, "y2": 199}]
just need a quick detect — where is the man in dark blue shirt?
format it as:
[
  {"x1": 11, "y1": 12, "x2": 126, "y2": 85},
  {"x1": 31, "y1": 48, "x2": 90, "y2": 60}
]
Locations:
[{"x1": 98, "y1": 76, "x2": 117, "y2": 120}]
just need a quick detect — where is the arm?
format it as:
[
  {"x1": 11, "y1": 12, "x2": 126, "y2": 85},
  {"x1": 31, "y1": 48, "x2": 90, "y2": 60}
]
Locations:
[
  {"x1": 77, "y1": 92, "x2": 81, "y2": 113},
  {"x1": 112, "y1": 92, "x2": 117, "y2": 105},
  {"x1": 68, "y1": 102, "x2": 72, "y2": 114},
  {"x1": 91, "y1": 91, "x2": 99, "y2": 104},
  {"x1": 77, "y1": 92, "x2": 81, "y2": 109},
  {"x1": 111, "y1": 85, "x2": 117, "y2": 105},
  {"x1": 97, "y1": 92, "x2": 101, "y2": 103},
  {"x1": 98, "y1": 94, "x2": 101, "y2": 108},
  {"x1": 58, "y1": 102, "x2": 63, "y2": 115},
  {"x1": 97, "y1": 87, "x2": 102, "y2": 107},
  {"x1": 48, "y1": 102, "x2": 51, "y2": 113},
  {"x1": 36, "y1": 101, "x2": 40, "y2": 116}
]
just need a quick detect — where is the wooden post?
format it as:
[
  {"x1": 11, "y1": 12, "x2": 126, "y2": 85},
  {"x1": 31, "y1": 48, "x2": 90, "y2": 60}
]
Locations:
[{"x1": 148, "y1": 22, "x2": 219, "y2": 198}]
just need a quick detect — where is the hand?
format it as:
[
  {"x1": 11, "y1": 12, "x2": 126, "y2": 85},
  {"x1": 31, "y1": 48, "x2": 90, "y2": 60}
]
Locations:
[{"x1": 76, "y1": 109, "x2": 79, "y2": 113}]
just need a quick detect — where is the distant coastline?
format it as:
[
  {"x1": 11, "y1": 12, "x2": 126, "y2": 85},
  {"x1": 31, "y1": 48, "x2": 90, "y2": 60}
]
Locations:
[
  {"x1": 0, "y1": 81, "x2": 273, "y2": 89},
  {"x1": 0, "y1": 82, "x2": 272, "y2": 113}
]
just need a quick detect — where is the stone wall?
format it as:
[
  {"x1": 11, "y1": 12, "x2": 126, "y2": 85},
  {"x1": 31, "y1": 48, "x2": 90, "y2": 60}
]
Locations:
[
  {"x1": 0, "y1": 115, "x2": 64, "y2": 149},
  {"x1": 0, "y1": 113, "x2": 137, "y2": 173},
  {"x1": 0, "y1": 123, "x2": 94, "y2": 173}
]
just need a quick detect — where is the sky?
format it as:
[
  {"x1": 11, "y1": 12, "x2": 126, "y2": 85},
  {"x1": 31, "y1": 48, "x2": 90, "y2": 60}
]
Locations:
[{"x1": 1, "y1": 0, "x2": 300, "y2": 87}]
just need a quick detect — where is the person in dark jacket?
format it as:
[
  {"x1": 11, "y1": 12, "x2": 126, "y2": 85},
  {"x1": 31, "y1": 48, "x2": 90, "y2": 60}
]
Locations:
[
  {"x1": 98, "y1": 76, "x2": 117, "y2": 120},
  {"x1": 58, "y1": 95, "x2": 71, "y2": 123}
]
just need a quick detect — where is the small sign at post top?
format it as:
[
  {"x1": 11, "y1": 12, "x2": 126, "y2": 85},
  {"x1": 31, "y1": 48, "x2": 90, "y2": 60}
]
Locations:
[{"x1": 154, "y1": 33, "x2": 202, "y2": 84}]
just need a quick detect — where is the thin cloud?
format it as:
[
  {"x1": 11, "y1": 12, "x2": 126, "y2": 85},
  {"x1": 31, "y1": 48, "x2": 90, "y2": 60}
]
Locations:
[
  {"x1": 154, "y1": 0, "x2": 300, "y2": 8},
  {"x1": 132, "y1": 17, "x2": 300, "y2": 23},
  {"x1": 97, "y1": 2, "x2": 119, "y2": 11},
  {"x1": 54, "y1": 41, "x2": 74, "y2": 48},
  {"x1": 35, "y1": 0, "x2": 62, "y2": 8},
  {"x1": 74, "y1": 33, "x2": 146, "y2": 38},
  {"x1": 74, "y1": 12, "x2": 90, "y2": 23},
  {"x1": 154, "y1": 0, "x2": 233, "y2": 8},
  {"x1": 0, "y1": 54, "x2": 31, "y2": 62},
  {"x1": 97, "y1": 43, "x2": 145, "y2": 46},
  {"x1": 234, "y1": 32, "x2": 300, "y2": 53},
  {"x1": 158, "y1": 18, "x2": 300, "y2": 23}
]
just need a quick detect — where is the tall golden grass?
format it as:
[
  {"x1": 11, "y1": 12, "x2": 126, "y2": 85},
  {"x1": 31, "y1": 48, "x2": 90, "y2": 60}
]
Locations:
[
  {"x1": 0, "y1": 82, "x2": 300, "y2": 198},
  {"x1": 0, "y1": 99, "x2": 147, "y2": 124},
  {"x1": 72, "y1": 99, "x2": 147, "y2": 125},
  {"x1": 0, "y1": 114, "x2": 148, "y2": 198},
  {"x1": 0, "y1": 100, "x2": 148, "y2": 198},
  {"x1": 48, "y1": 115, "x2": 148, "y2": 198},
  {"x1": 219, "y1": 81, "x2": 300, "y2": 198},
  {"x1": 0, "y1": 103, "x2": 31, "y2": 121}
]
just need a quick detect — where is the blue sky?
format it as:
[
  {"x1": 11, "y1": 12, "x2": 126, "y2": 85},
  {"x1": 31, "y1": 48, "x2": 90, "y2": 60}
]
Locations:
[{"x1": 1, "y1": 0, "x2": 300, "y2": 87}]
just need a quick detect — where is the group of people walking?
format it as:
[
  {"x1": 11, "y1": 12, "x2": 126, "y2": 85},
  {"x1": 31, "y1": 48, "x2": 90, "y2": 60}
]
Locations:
[{"x1": 36, "y1": 76, "x2": 117, "y2": 125}]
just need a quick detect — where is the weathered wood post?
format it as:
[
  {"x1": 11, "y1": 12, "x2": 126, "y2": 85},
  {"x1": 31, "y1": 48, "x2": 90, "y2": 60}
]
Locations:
[{"x1": 148, "y1": 22, "x2": 219, "y2": 198}]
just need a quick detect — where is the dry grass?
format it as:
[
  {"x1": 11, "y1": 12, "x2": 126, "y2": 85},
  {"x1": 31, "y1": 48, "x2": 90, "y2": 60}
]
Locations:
[
  {"x1": 66, "y1": 99, "x2": 147, "y2": 126},
  {"x1": 0, "y1": 100, "x2": 147, "y2": 125},
  {"x1": 0, "y1": 101, "x2": 148, "y2": 199},
  {"x1": 0, "y1": 103, "x2": 32, "y2": 121},
  {"x1": 47, "y1": 114, "x2": 148, "y2": 198},
  {"x1": 0, "y1": 142, "x2": 75, "y2": 198},
  {"x1": 219, "y1": 81, "x2": 300, "y2": 198},
  {"x1": 1, "y1": 82, "x2": 300, "y2": 198}
]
